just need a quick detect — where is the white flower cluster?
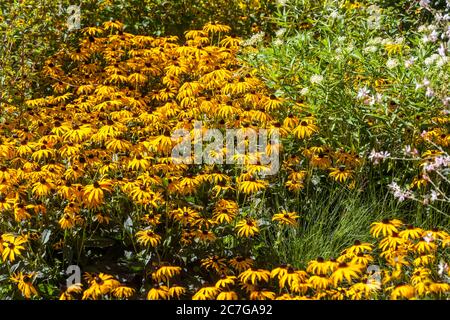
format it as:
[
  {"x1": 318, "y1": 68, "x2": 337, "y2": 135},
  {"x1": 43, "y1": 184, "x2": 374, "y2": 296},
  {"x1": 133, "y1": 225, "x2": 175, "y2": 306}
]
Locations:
[
  {"x1": 276, "y1": 0, "x2": 288, "y2": 6},
  {"x1": 419, "y1": 24, "x2": 444, "y2": 43},
  {"x1": 300, "y1": 87, "x2": 309, "y2": 96},
  {"x1": 310, "y1": 74, "x2": 324, "y2": 85},
  {"x1": 363, "y1": 45, "x2": 378, "y2": 54},
  {"x1": 415, "y1": 78, "x2": 437, "y2": 98},
  {"x1": 366, "y1": 4, "x2": 382, "y2": 29},
  {"x1": 404, "y1": 145, "x2": 419, "y2": 157},
  {"x1": 241, "y1": 32, "x2": 265, "y2": 47},
  {"x1": 386, "y1": 58, "x2": 399, "y2": 69},
  {"x1": 388, "y1": 182, "x2": 413, "y2": 202},
  {"x1": 356, "y1": 87, "x2": 383, "y2": 106},
  {"x1": 404, "y1": 56, "x2": 417, "y2": 68},
  {"x1": 275, "y1": 28, "x2": 286, "y2": 38},
  {"x1": 369, "y1": 150, "x2": 391, "y2": 164},
  {"x1": 422, "y1": 155, "x2": 450, "y2": 172},
  {"x1": 424, "y1": 52, "x2": 448, "y2": 68},
  {"x1": 272, "y1": 28, "x2": 286, "y2": 46}
]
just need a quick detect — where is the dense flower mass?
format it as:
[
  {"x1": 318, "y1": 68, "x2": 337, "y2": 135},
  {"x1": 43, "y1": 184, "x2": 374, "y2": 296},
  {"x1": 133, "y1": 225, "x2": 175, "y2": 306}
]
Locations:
[
  {"x1": 52, "y1": 220, "x2": 450, "y2": 300},
  {"x1": 0, "y1": 0, "x2": 449, "y2": 300},
  {"x1": 0, "y1": 21, "x2": 313, "y2": 299}
]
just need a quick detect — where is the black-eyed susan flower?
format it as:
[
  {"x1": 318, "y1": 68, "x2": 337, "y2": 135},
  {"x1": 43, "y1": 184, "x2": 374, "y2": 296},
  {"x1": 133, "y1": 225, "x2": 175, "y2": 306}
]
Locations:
[
  {"x1": 347, "y1": 281, "x2": 379, "y2": 300},
  {"x1": 147, "y1": 285, "x2": 170, "y2": 300},
  {"x1": 168, "y1": 285, "x2": 186, "y2": 299},
  {"x1": 238, "y1": 177, "x2": 268, "y2": 194},
  {"x1": 229, "y1": 256, "x2": 253, "y2": 273},
  {"x1": 279, "y1": 267, "x2": 308, "y2": 289},
  {"x1": 307, "y1": 257, "x2": 329, "y2": 275},
  {"x1": 329, "y1": 165, "x2": 354, "y2": 183},
  {"x1": 235, "y1": 218, "x2": 259, "y2": 237},
  {"x1": 152, "y1": 266, "x2": 182, "y2": 283},
  {"x1": 59, "y1": 212, "x2": 83, "y2": 230},
  {"x1": 1, "y1": 234, "x2": 27, "y2": 262},
  {"x1": 414, "y1": 239, "x2": 437, "y2": 254},
  {"x1": 83, "y1": 179, "x2": 113, "y2": 208},
  {"x1": 428, "y1": 282, "x2": 450, "y2": 295},
  {"x1": 308, "y1": 274, "x2": 329, "y2": 290},
  {"x1": 217, "y1": 290, "x2": 239, "y2": 300},
  {"x1": 413, "y1": 253, "x2": 436, "y2": 267},
  {"x1": 249, "y1": 287, "x2": 276, "y2": 300},
  {"x1": 10, "y1": 272, "x2": 38, "y2": 299},
  {"x1": 370, "y1": 219, "x2": 403, "y2": 238},
  {"x1": 201, "y1": 255, "x2": 228, "y2": 273},
  {"x1": 112, "y1": 286, "x2": 135, "y2": 299},
  {"x1": 192, "y1": 286, "x2": 219, "y2": 300},
  {"x1": 345, "y1": 240, "x2": 373, "y2": 255},
  {"x1": 82, "y1": 273, "x2": 121, "y2": 300},
  {"x1": 238, "y1": 268, "x2": 271, "y2": 285},
  {"x1": 271, "y1": 264, "x2": 289, "y2": 280},
  {"x1": 330, "y1": 262, "x2": 362, "y2": 287},
  {"x1": 293, "y1": 119, "x2": 319, "y2": 139},
  {"x1": 136, "y1": 229, "x2": 162, "y2": 247},
  {"x1": 272, "y1": 211, "x2": 300, "y2": 226},
  {"x1": 215, "y1": 275, "x2": 237, "y2": 289},
  {"x1": 212, "y1": 199, "x2": 238, "y2": 224},
  {"x1": 203, "y1": 22, "x2": 231, "y2": 34},
  {"x1": 290, "y1": 276, "x2": 310, "y2": 295},
  {"x1": 399, "y1": 225, "x2": 424, "y2": 240},
  {"x1": 389, "y1": 284, "x2": 416, "y2": 300},
  {"x1": 350, "y1": 252, "x2": 374, "y2": 267},
  {"x1": 310, "y1": 152, "x2": 332, "y2": 169},
  {"x1": 59, "y1": 283, "x2": 83, "y2": 300},
  {"x1": 379, "y1": 232, "x2": 405, "y2": 251}
]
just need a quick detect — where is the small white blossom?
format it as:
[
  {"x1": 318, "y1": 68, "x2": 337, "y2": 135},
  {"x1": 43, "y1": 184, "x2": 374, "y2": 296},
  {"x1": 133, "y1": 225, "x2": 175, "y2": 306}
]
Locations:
[
  {"x1": 275, "y1": 28, "x2": 286, "y2": 38},
  {"x1": 369, "y1": 150, "x2": 391, "y2": 164},
  {"x1": 363, "y1": 45, "x2": 378, "y2": 53},
  {"x1": 424, "y1": 54, "x2": 440, "y2": 66},
  {"x1": 273, "y1": 38, "x2": 284, "y2": 46},
  {"x1": 436, "y1": 56, "x2": 448, "y2": 68},
  {"x1": 369, "y1": 37, "x2": 383, "y2": 45},
  {"x1": 442, "y1": 97, "x2": 450, "y2": 106},
  {"x1": 418, "y1": 25, "x2": 428, "y2": 33},
  {"x1": 367, "y1": 15, "x2": 381, "y2": 29},
  {"x1": 404, "y1": 56, "x2": 416, "y2": 68},
  {"x1": 438, "y1": 260, "x2": 449, "y2": 276},
  {"x1": 346, "y1": 44, "x2": 355, "y2": 53},
  {"x1": 367, "y1": 4, "x2": 381, "y2": 14},
  {"x1": 430, "y1": 190, "x2": 439, "y2": 202},
  {"x1": 357, "y1": 87, "x2": 370, "y2": 99},
  {"x1": 426, "y1": 87, "x2": 435, "y2": 97},
  {"x1": 419, "y1": 0, "x2": 430, "y2": 7},
  {"x1": 300, "y1": 87, "x2": 309, "y2": 95},
  {"x1": 438, "y1": 44, "x2": 447, "y2": 57},
  {"x1": 241, "y1": 32, "x2": 265, "y2": 47},
  {"x1": 404, "y1": 145, "x2": 419, "y2": 156},
  {"x1": 429, "y1": 30, "x2": 439, "y2": 42},
  {"x1": 395, "y1": 37, "x2": 404, "y2": 44},
  {"x1": 311, "y1": 175, "x2": 320, "y2": 185},
  {"x1": 386, "y1": 58, "x2": 398, "y2": 69},
  {"x1": 388, "y1": 182, "x2": 413, "y2": 202},
  {"x1": 276, "y1": 0, "x2": 288, "y2": 6},
  {"x1": 421, "y1": 130, "x2": 428, "y2": 139},
  {"x1": 423, "y1": 232, "x2": 434, "y2": 243},
  {"x1": 310, "y1": 74, "x2": 324, "y2": 84},
  {"x1": 329, "y1": 11, "x2": 339, "y2": 19}
]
